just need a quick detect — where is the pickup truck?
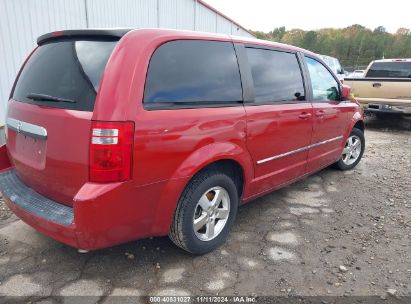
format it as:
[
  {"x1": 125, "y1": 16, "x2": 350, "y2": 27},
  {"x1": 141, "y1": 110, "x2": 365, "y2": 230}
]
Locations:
[{"x1": 344, "y1": 59, "x2": 411, "y2": 118}]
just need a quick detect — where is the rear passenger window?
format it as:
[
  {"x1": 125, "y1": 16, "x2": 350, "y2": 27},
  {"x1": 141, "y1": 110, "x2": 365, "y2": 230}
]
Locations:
[
  {"x1": 246, "y1": 48, "x2": 305, "y2": 103},
  {"x1": 144, "y1": 40, "x2": 242, "y2": 106}
]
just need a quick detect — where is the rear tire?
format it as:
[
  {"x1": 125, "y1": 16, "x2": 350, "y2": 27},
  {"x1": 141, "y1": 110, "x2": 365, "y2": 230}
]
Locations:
[
  {"x1": 169, "y1": 170, "x2": 238, "y2": 254},
  {"x1": 334, "y1": 128, "x2": 365, "y2": 170}
]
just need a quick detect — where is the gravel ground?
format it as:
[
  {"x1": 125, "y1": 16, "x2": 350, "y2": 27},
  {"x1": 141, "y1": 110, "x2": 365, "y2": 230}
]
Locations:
[{"x1": 0, "y1": 115, "x2": 410, "y2": 303}]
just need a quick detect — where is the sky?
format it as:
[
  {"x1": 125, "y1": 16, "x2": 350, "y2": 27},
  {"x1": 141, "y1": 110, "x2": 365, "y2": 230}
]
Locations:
[{"x1": 203, "y1": 0, "x2": 411, "y2": 33}]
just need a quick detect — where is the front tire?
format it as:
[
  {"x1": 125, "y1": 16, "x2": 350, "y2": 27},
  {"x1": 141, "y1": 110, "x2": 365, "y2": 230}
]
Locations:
[
  {"x1": 334, "y1": 128, "x2": 365, "y2": 170},
  {"x1": 169, "y1": 170, "x2": 239, "y2": 254}
]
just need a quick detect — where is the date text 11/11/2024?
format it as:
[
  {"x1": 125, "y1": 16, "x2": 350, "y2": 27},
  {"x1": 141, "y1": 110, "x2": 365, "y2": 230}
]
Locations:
[{"x1": 149, "y1": 296, "x2": 257, "y2": 303}]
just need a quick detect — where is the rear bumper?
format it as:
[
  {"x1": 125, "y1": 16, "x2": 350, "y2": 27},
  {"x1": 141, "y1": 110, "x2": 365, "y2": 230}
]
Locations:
[
  {"x1": 0, "y1": 169, "x2": 187, "y2": 250},
  {"x1": 364, "y1": 107, "x2": 405, "y2": 114},
  {"x1": 1, "y1": 170, "x2": 74, "y2": 225},
  {"x1": 357, "y1": 98, "x2": 411, "y2": 114},
  {"x1": 0, "y1": 170, "x2": 78, "y2": 248}
]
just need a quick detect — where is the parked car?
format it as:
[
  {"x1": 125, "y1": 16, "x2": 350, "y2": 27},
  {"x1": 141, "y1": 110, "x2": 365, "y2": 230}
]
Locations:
[
  {"x1": 345, "y1": 59, "x2": 411, "y2": 118},
  {"x1": 348, "y1": 70, "x2": 365, "y2": 78},
  {"x1": 0, "y1": 29, "x2": 365, "y2": 254},
  {"x1": 317, "y1": 54, "x2": 346, "y2": 82}
]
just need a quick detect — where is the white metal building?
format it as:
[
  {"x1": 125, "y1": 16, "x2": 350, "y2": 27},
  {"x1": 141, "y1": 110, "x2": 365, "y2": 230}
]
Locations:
[{"x1": 0, "y1": 0, "x2": 253, "y2": 126}]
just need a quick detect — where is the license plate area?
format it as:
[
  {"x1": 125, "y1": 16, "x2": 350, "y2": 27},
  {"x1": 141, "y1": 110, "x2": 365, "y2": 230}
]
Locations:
[
  {"x1": 7, "y1": 129, "x2": 47, "y2": 170},
  {"x1": 368, "y1": 104, "x2": 380, "y2": 109}
]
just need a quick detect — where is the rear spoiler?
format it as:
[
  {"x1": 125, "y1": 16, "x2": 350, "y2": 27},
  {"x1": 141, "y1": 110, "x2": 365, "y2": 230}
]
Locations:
[{"x1": 37, "y1": 29, "x2": 132, "y2": 46}]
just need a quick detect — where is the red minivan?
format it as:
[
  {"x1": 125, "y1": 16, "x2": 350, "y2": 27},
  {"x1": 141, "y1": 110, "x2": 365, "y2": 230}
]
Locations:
[{"x1": 0, "y1": 29, "x2": 365, "y2": 254}]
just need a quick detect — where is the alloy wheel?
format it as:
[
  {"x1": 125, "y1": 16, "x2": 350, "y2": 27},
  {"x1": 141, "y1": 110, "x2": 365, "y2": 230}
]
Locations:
[
  {"x1": 193, "y1": 186, "x2": 230, "y2": 241},
  {"x1": 341, "y1": 135, "x2": 362, "y2": 165}
]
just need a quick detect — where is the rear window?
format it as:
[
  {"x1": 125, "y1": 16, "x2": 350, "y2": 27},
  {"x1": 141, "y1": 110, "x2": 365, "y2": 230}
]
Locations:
[
  {"x1": 12, "y1": 40, "x2": 117, "y2": 111},
  {"x1": 246, "y1": 48, "x2": 305, "y2": 103},
  {"x1": 144, "y1": 40, "x2": 242, "y2": 107},
  {"x1": 366, "y1": 62, "x2": 411, "y2": 78}
]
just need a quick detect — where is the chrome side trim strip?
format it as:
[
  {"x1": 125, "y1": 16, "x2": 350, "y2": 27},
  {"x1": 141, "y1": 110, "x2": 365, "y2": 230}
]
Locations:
[
  {"x1": 257, "y1": 135, "x2": 343, "y2": 165},
  {"x1": 6, "y1": 118, "x2": 48, "y2": 140}
]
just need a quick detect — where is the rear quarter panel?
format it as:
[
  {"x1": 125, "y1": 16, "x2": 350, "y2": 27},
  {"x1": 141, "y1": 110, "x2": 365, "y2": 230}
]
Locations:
[
  {"x1": 92, "y1": 30, "x2": 255, "y2": 236},
  {"x1": 98, "y1": 29, "x2": 254, "y2": 186}
]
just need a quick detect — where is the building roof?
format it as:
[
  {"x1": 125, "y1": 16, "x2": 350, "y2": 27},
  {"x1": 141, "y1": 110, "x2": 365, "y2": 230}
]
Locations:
[{"x1": 197, "y1": 0, "x2": 253, "y2": 36}]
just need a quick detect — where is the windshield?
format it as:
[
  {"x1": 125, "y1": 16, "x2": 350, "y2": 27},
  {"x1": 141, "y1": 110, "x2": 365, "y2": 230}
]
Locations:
[
  {"x1": 366, "y1": 62, "x2": 411, "y2": 78},
  {"x1": 12, "y1": 40, "x2": 117, "y2": 111},
  {"x1": 319, "y1": 55, "x2": 342, "y2": 74}
]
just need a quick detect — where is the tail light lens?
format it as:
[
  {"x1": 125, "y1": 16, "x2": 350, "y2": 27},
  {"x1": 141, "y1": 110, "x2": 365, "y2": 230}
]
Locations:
[{"x1": 89, "y1": 121, "x2": 134, "y2": 183}]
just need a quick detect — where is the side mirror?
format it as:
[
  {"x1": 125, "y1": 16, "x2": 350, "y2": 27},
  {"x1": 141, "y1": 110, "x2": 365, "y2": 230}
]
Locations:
[
  {"x1": 341, "y1": 85, "x2": 351, "y2": 100},
  {"x1": 337, "y1": 68, "x2": 345, "y2": 74}
]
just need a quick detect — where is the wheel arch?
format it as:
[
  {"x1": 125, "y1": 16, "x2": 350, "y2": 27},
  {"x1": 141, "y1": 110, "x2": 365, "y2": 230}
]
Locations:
[
  {"x1": 188, "y1": 158, "x2": 245, "y2": 199},
  {"x1": 344, "y1": 111, "x2": 364, "y2": 140},
  {"x1": 151, "y1": 142, "x2": 254, "y2": 235},
  {"x1": 170, "y1": 142, "x2": 254, "y2": 197},
  {"x1": 353, "y1": 119, "x2": 365, "y2": 132}
]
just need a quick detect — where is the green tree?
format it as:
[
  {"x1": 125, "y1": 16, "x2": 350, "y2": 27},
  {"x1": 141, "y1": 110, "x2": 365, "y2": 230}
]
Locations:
[
  {"x1": 251, "y1": 25, "x2": 411, "y2": 68},
  {"x1": 270, "y1": 26, "x2": 286, "y2": 41}
]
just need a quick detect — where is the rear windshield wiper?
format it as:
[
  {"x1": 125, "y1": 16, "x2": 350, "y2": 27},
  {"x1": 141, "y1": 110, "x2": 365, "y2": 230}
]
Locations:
[{"x1": 26, "y1": 93, "x2": 76, "y2": 103}]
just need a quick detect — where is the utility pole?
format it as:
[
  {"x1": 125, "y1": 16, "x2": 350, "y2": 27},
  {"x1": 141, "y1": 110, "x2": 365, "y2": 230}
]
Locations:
[
  {"x1": 355, "y1": 37, "x2": 364, "y2": 69},
  {"x1": 84, "y1": 0, "x2": 89, "y2": 28}
]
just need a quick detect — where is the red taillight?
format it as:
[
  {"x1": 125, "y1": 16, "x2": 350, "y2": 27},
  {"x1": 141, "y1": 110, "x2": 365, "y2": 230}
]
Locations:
[{"x1": 89, "y1": 121, "x2": 134, "y2": 183}]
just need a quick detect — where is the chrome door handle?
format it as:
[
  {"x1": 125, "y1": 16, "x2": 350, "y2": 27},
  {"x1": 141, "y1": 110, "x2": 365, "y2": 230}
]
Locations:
[
  {"x1": 316, "y1": 110, "x2": 325, "y2": 117},
  {"x1": 298, "y1": 112, "x2": 312, "y2": 119}
]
